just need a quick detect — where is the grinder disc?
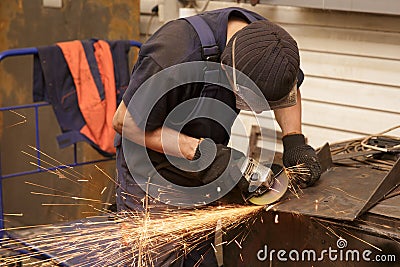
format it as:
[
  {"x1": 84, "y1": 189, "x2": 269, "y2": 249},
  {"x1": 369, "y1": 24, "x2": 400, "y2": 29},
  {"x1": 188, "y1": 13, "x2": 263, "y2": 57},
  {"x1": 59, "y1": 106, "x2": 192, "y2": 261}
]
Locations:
[{"x1": 248, "y1": 171, "x2": 289, "y2": 205}]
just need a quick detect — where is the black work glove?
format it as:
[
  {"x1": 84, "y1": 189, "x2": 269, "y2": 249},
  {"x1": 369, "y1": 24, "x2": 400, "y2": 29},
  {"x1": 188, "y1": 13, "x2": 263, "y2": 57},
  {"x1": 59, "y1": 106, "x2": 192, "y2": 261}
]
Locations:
[
  {"x1": 193, "y1": 138, "x2": 246, "y2": 186},
  {"x1": 282, "y1": 134, "x2": 321, "y2": 188}
]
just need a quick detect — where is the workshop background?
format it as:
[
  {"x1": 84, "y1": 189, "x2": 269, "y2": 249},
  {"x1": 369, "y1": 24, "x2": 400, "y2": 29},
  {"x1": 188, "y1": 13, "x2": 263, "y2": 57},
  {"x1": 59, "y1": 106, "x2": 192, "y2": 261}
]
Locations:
[
  {"x1": 0, "y1": 0, "x2": 140, "y2": 227},
  {"x1": 0, "y1": 0, "x2": 399, "y2": 230}
]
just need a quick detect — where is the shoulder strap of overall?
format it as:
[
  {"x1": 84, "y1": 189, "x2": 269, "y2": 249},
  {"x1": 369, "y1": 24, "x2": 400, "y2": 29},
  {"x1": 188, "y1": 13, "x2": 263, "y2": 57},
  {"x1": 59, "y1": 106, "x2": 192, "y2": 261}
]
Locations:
[{"x1": 183, "y1": 8, "x2": 258, "y2": 61}]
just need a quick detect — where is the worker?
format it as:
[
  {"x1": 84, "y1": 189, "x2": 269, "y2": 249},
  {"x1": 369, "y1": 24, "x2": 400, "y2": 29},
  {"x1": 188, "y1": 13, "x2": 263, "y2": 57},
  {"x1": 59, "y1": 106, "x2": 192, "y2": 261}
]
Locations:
[{"x1": 113, "y1": 7, "x2": 321, "y2": 266}]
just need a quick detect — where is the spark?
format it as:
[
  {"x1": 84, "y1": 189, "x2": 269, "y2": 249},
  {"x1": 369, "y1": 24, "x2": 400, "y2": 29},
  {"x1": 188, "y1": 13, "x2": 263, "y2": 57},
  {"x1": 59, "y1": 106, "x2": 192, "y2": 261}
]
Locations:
[
  {"x1": 3, "y1": 224, "x2": 54, "y2": 231},
  {"x1": 210, "y1": 242, "x2": 217, "y2": 253},
  {"x1": 41, "y1": 203, "x2": 88, "y2": 206},
  {"x1": 23, "y1": 147, "x2": 106, "y2": 192},
  {"x1": 30, "y1": 191, "x2": 105, "y2": 204},
  {"x1": 283, "y1": 163, "x2": 309, "y2": 199},
  {"x1": 54, "y1": 169, "x2": 67, "y2": 179},
  {"x1": 28, "y1": 145, "x2": 78, "y2": 174},
  {"x1": 50, "y1": 210, "x2": 66, "y2": 220},
  {"x1": 234, "y1": 239, "x2": 242, "y2": 249},
  {"x1": 9, "y1": 109, "x2": 26, "y2": 119},
  {"x1": 329, "y1": 186, "x2": 364, "y2": 202},
  {"x1": 6, "y1": 110, "x2": 27, "y2": 128},
  {"x1": 25, "y1": 181, "x2": 75, "y2": 197},
  {"x1": 284, "y1": 164, "x2": 311, "y2": 181},
  {"x1": 312, "y1": 219, "x2": 341, "y2": 239},
  {"x1": 3, "y1": 213, "x2": 23, "y2": 217},
  {"x1": 6, "y1": 120, "x2": 27, "y2": 128},
  {"x1": 355, "y1": 218, "x2": 393, "y2": 229},
  {"x1": 101, "y1": 187, "x2": 107, "y2": 195},
  {"x1": 95, "y1": 165, "x2": 120, "y2": 186},
  {"x1": 264, "y1": 203, "x2": 277, "y2": 212},
  {"x1": 274, "y1": 214, "x2": 279, "y2": 224},
  {"x1": 21, "y1": 149, "x2": 112, "y2": 199},
  {"x1": 313, "y1": 218, "x2": 384, "y2": 253},
  {"x1": 81, "y1": 212, "x2": 99, "y2": 215},
  {"x1": 326, "y1": 226, "x2": 341, "y2": 239},
  {"x1": 24, "y1": 155, "x2": 83, "y2": 185},
  {"x1": 339, "y1": 229, "x2": 382, "y2": 252}
]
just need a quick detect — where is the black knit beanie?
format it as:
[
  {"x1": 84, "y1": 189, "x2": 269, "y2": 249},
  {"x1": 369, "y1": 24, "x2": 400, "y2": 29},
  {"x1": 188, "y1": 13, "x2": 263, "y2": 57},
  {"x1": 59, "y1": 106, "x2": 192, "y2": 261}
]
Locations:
[{"x1": 221, "y1": 20, "x2": 300, "y2": 101}]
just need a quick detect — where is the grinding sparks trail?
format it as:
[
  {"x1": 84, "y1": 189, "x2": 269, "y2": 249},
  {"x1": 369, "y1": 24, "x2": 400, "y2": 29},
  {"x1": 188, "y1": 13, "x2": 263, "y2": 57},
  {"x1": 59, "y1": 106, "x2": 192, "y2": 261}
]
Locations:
[
  {"x1": 0, "y1": 205, "x2": 263, "y2": 266},
  {"x1": 2, "y1": 145, "x2": 393, "y2": 266},
  {"x1": 0, "y1": 157, "x2": 312, "y2": 266},
  {"x1": 284, "y1": 163, "x2": 310, "y2": 198}
]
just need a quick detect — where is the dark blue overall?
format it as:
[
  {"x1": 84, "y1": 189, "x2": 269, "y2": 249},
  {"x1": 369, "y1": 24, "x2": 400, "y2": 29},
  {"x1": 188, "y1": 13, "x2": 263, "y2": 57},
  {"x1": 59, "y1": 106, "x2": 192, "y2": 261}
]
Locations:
[{"x1": 115, "y1": 7, "x2": 265, "y2": 267}]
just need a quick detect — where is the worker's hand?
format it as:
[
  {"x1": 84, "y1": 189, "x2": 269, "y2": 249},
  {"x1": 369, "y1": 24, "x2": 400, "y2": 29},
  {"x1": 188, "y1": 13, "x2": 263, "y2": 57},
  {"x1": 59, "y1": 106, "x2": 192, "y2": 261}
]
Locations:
[
  {"x1": 154, "y1": 139, "x2": 246, "y2": 187},
  {"x1": 157, "y1": 138, "x2": 259, "y2": 194},
  {"x1": 282, "y1": 134, "x2": 321, "y2": 188},
  {"x1": 193, "y1": 138, "x2": 246, "y2": 185}
]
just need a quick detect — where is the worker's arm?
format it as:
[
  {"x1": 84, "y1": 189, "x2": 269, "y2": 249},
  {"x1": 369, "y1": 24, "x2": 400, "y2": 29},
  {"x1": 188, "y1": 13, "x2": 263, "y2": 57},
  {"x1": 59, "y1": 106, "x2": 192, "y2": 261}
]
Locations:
[
  {"x1": 273, "y1": 88, "x2": 321, "y2": 188},
  {"x1": 113, "y1": 101, "x2": 199, "y2": 160},
  {"x1": 273, "y1": 87, "x2": 302, "y2": 136},
  {"x1": 114, "y1": 102, "x2": 271, "y2": 195}
]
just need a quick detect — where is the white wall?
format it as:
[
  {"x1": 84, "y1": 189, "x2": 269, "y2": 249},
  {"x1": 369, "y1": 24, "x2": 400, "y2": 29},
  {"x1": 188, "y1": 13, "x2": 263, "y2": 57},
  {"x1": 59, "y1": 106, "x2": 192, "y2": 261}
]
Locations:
[{"x1": 139, "y1": 1, "x2": 400, "y2": 153}]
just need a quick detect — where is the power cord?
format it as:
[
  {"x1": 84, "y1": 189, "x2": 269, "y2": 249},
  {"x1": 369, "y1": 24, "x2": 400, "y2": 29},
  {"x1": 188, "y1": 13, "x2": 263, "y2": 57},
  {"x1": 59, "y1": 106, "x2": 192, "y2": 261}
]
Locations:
[{"x1": 145, "y1": 5, "x2": 159, "y2": 39}]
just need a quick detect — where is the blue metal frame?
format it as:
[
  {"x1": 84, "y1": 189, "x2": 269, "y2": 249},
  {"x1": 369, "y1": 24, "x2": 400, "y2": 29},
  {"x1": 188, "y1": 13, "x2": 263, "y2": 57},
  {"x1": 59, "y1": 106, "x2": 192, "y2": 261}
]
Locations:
[
  {"x1": 0, "y1": 40, "x2": 141, "y2": 264},
  {"x1": 0, "y1": 40, "x2": 142, "y2": 61}
]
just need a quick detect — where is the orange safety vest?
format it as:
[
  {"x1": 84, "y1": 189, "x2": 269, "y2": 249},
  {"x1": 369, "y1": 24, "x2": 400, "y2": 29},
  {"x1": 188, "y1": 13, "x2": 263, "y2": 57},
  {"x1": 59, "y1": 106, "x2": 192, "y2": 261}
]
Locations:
[{"x1": 57, "y1": 40, "x2": 116, "y2": 154}]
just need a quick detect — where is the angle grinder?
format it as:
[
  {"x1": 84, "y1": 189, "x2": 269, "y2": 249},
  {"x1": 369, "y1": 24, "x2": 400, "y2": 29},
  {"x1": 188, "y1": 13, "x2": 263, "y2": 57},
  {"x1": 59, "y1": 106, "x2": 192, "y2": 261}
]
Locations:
[{"x1": 239, "y1": 158, "x2": 289, "y2": 205}]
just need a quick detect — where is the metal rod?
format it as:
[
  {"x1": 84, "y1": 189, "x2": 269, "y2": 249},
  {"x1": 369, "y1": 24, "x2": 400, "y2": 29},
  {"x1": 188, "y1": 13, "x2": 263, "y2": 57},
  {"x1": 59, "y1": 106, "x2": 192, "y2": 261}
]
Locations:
[
  {"x1": 129, "y1": 40, "x2": 142, "y2": 48},
  {"x1": 0, "y1": 47, "x2": 38, "y2": 61},
  {"x1": 0, "y1": 102, "x2": 49, "y2": 111},
  {"x1": 0, "y1": 157, "x2": 114, "y2": 180},
  {"x1": 73, "y1": 143, "x2": 78, "y2": 165},
  {"x1": 0, "y1": 41, "x2": 141, "y2": 62},
  {"x1": 35, "y1": 105, "x2": 42, "y2": 169},
  {"x1": 0, "y1": 158, "x2": 4, "y2": 238}
]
